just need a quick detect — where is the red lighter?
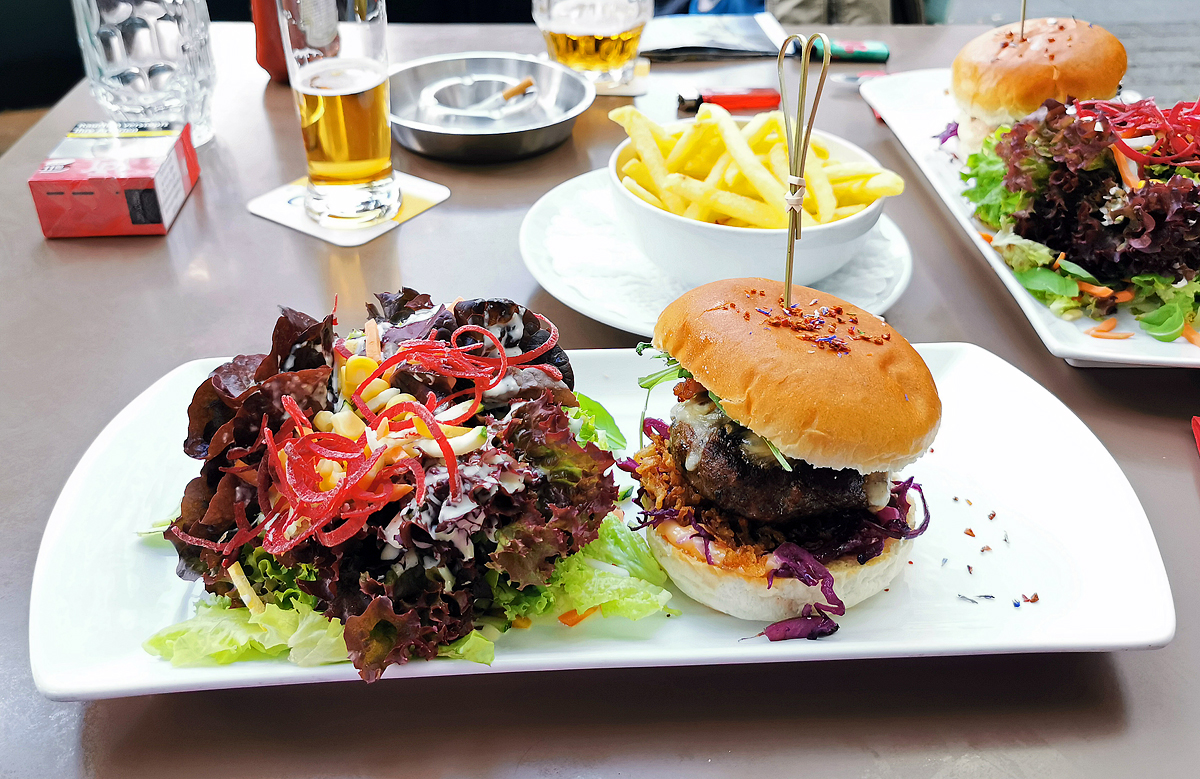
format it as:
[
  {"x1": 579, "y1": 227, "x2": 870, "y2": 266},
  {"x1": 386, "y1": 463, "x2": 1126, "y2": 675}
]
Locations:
[{"x1": 678, "y1": 88, "x2": 781, "y2": 113}]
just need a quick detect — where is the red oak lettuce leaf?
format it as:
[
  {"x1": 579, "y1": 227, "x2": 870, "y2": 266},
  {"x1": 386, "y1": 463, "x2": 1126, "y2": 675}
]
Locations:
[
  {"x1": 343, "y1": 596, "x2": 434, "y2": 682},
  {"x1": 183, "y1": 354, "x2": 265, "y2": 459},
  {"x1": 206, "y1": 366, "x2": 332, "y2": 462},
  {"x1": 491, "y1": 391, "x2": 618, "y2": 587},
  {"x1": 254, "y1": 307, "x2": 334, "y2": 382}
]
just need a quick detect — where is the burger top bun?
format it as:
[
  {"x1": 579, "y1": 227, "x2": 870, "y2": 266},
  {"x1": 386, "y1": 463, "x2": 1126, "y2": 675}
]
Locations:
[
  {"x1": 951, "y1": 18, "x2": 1126, "y2": 128},
  {"x1": 652, "y1": 278, "x2": 941, "y2": 475}
]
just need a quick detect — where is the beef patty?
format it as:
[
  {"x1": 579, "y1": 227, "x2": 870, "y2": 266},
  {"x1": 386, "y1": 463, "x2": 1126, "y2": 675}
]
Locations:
[{"x1": 668, "y1": 410, "x2": 868, "y2": 523}]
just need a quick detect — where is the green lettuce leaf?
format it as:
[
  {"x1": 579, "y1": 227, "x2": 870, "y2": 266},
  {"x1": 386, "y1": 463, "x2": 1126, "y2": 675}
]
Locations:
[
  {"x1": 990, "y1": 229, "x2": 1056, "y2": 273},
  {"x1": 581, "y1": 512, "x2": 668, "y2": 586},
  {"x1": 552, "y1": 555, "x2": 673, "y2": 621},
  {"x1": 487, "y1": 513, "x2": 673, "y2": 627},
  {"x1": 240, "y1": 546, "x2": 318, "y2": 609},
  {"x1": 436, "y1": 630, "x2": 495, "y2": 665},
  {"x1": 961, "y1": 128, "x2": 1030, "y2": 229},
  {"x1": 487, "y1": 569, "x2": 557, "y2": 621},
  {"x1": 572, "y1": 391, "x2": 627, "y2": 451},
  {"x1": 144, "y1": 598, "x2": 348, "y2": 667},
  {"x1": 551, "y1": 514, "x2": 672, "y2": 621},
  {"x1": 284, "y1": 605, "x2": 352, "y2": 666}
]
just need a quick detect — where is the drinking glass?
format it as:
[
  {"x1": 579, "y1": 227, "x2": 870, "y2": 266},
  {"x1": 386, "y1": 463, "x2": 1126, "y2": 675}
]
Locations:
[
  {"x1": 275, "y1": 0, "x2": 400, "y2": 228},
  {"x1": 532, "y1": 0, "x2": 653, "y2": 87},
  {"x1": 71, "y1": 0, "x2": 216, "y2": 145}
]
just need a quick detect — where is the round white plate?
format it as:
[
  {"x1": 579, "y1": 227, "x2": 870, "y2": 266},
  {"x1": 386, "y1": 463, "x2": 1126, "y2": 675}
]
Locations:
[{"x1": 519, "y1": 169, "x2": 913, "y2": 337}]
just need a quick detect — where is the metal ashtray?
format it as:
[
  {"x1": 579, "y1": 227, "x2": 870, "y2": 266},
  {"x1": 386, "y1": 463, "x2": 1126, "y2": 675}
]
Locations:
[{"x1": 388, "y1": 52, "x2": 595, "y2": 163}]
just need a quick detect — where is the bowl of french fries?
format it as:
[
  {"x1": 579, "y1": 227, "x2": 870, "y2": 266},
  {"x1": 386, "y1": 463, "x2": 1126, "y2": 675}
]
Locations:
[{"x1": 607, "y1": 104, "x2": 905, "y2": 286}]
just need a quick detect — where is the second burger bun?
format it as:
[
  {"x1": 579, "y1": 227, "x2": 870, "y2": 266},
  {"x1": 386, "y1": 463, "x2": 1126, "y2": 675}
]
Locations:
[
  {"x1": 652, "y1": 278, "x2": 940, "y2": 475},
  {"x1": 646, "y1": 505, "x2": 917, "y2": 622},
  {"x1": 952, "y1": 18, "x2": 1126, "y2": 151}
]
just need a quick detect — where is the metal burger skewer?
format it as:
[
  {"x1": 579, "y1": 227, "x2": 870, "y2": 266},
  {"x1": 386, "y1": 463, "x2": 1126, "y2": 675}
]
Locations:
[{"x1": 776, "y1": 33, "x2": 832, "y2": 309}]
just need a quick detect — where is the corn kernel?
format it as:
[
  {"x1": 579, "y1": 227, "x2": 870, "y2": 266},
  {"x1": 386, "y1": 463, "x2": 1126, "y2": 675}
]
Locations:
[
  {"x1": 359, "y1": 377, "x2": 390, "y2": 402},
  {"x1": 343, "y1": 355, "x2": 379, "y2": 397},
  {"x1": 316, "y1": 458, "x2": 344, "y2": 491},
  {"x1": 330, "y1": 406, "x2": 367, "y2": 440},
  {"x1": 384, "y1": 392, "x2": 417, "y2": 410},
  {"x1": 312, "y1": 410, "x2": 335, "y2": 432},
  {"x1": 366, "y1": 388, "x2": 402, "y2": 413}
]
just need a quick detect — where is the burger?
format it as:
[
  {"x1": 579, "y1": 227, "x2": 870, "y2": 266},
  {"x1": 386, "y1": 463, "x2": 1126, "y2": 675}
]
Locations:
[
  {"x1": 951, "y1": 17, "x2": 1127, "y2": 155},
  {"x1": 630, "y1": 279, "x2": 940, "y2": 637}
]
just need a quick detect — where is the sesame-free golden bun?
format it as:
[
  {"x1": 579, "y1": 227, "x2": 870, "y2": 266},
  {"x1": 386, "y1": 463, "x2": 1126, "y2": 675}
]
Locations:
[
  {"x1": 652, "y1": 278, "x2": 940, "y2": 475},
  {"x1": 951, "y1": 18, "x2": 1126, "y2": 153}
]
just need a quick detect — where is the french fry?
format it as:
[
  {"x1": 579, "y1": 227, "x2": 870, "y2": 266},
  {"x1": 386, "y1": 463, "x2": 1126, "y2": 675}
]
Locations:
[
  {"x1": 665, "y1": 173, "x2": 787, "y2": 228},
  {"x1": 621, "y1": 158, "x2": 657, "y2": 196},
  {"x1": 609, "y1": 105, "x2": 677, "y2": 158},
  {"x1": 833, "y1": 203, "x2": 867, "y2": 220},
  {"x1": 610, "y1": 108, "x2": 687, "y2": 213},
  {"x1": 684, "y1": 154, "x2": 732, "y2": 221},
  {"x1": 767, "y1": 142, "x2": 789, "y2": 186},
  {"x1": 666, "y1": 120, "x2": 713, "y2": 172},
  {"x1": 832, "y1": 171, "x2": 905, "y2": 205},
  {"x1": 705, "y1": 104, "x2": 787, "y2": 220},
  {"x1": 609, "y1": 106, "x2": 905, "y2": 229},
  {"x1": 802, "y1": 149, "x2": 836, "y2": 223},
  {"x1": 681, "y1": 136, "x2": 724, "y2": 179},
  {"x1": 820, "y1": 161, "x2": 884, "y2": 182},
  {"x1": 622, "y1": 176, "x2": 665, "y2": 210}
]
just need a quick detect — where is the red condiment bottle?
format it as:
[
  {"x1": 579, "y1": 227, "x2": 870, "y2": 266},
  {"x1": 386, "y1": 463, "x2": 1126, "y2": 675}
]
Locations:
[{"x1": 251, "y1": 0, "x2": 290, "y2": 83}]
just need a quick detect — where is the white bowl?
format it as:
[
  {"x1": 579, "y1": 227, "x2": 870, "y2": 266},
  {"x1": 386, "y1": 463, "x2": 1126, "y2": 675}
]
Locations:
[{"x1": 607, "y1": 124, "x2": 886, "y2": 287}]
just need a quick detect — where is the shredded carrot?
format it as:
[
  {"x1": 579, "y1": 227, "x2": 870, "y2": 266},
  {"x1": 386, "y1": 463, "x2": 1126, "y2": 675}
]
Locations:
[
  {"x1": 365, "y1": 319, "x2": 382, "y2": 362},
  {"x1": 979, "y1": 232, "x2": 993, "y2": 244},
  {"x1": 1053, "y1": 252, "x2": 1065, "y2": 270},
  {"x1": 511, "y1": 616, "x2": 532, "y2": 629},
  {"x1": 1085, "y1": 318, "x2": 1133, "y2": 339},
  {"x1": 1077, "y1": 281, "x2": 1114, "y2": 298},
  {"x1": 558, "y1": 606, "x2": 599, "y2": 627},
  {"x1": 1113, "y1": 289, "x2": 1135, "y2": 304},
  {"x1": 1182, "y1": 322, "x2": 1200, "y2": 348}
]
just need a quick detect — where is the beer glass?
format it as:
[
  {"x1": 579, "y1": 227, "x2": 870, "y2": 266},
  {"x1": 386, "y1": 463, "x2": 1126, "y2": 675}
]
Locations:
[
  {"x1": 276, "y1": 0, "x2": 400, "y2": 228},
  {"x1": 532, "y1": 0, "x2": 653, "y2": 87}
]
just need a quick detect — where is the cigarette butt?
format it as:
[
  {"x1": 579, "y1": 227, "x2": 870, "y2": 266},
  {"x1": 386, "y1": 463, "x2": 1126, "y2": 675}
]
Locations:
[{"x1": 503, "y1": 77, "x2": 535, "y2": 101}]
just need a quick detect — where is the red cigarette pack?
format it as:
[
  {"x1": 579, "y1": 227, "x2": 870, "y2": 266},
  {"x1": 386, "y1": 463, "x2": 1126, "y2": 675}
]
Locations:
[{"x1": 28, "y1": 121, "x2": 201, "y2": 238}]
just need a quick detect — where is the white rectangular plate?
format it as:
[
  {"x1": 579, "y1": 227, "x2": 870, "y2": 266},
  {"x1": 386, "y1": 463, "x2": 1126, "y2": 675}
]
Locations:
[
  {"x1": 30, "y1": 345, "x2": 1174, "y2": 700},
  {"x1": 860, "y1": 69, "x2": 1200, "y2": 368}
]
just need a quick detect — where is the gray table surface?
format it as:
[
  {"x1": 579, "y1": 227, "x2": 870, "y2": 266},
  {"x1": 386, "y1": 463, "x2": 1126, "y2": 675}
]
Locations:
[{"x1": 2, "y1": 21, "x2": 1198, "y2": 778}]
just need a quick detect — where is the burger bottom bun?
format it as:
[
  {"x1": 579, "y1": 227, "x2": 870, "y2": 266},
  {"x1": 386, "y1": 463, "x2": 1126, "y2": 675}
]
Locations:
[{"x1": 647, "y1": 505, "x2": 916, "y2": 622}]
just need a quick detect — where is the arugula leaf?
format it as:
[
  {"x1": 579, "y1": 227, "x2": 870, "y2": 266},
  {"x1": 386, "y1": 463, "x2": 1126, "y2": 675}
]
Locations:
[
  {"x1": 764, "y1": 438, "x2": 794, "y2": 473},
  {"x1": 1138, "y1": 296, "x2": 1190, "y2": 342},
  {"x1": 573, "y1": 391, "x2": 627, "y2": 450},
  {"x1": 1013, "y1": 267, "x2": 1080, "y2": 298},
  {"x1": 1055, "y1": 258, "x2": 1101, "y2": 284}
]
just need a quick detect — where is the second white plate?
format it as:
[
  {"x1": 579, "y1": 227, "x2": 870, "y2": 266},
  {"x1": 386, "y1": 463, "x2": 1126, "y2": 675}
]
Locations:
[
  {"x1": 860, "y1": 69, "x2": 1200, "y2": 368},
  {"x1": 519, "y1": 169, "x2": 913, "y2": 337}
]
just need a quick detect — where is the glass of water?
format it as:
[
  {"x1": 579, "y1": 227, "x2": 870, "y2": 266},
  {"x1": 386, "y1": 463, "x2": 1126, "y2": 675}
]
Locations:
[{"x1": 70, "y1": 0, "x2": 217, "y2": 145}]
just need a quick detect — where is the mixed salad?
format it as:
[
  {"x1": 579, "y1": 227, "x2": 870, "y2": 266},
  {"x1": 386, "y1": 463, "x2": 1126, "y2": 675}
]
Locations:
[
  {"x1": 959, "y1": 98, "x2": 1200, "y2": 344},
  {"x1": 145, "y1": 290, "x2": 671, "y2": 681}
]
